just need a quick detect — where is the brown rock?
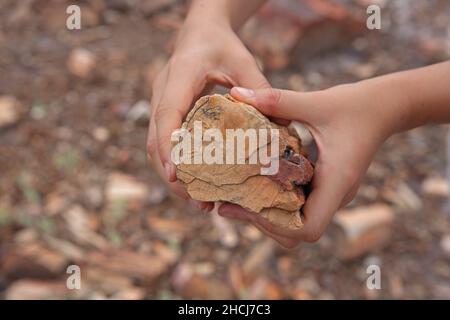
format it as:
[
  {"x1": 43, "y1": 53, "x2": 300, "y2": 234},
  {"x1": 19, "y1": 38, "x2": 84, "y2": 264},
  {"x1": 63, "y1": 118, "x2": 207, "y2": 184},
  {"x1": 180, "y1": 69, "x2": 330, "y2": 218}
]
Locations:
[
  {"x1": 175, "y1": 94, "x2": 313, "y2": 229},
  {"x1": 63, "y1": 205, "x2": 108, "y2": 249},
  {"x1": 240, "y1": 0, "x2": 366, "y2": 70},
  {"x1": 5, "y1": 280, "x2": 68, "y2": 300},
  {"x1": 87, "y1": 244, "x2": 178, "y2": 282},
  {"x1": 105, "y1": 172, "x2": 150, "y2": 204},
  {"x1": 422, "y1": 176, "x2": 449, "y2": 198},
  {"x1": 0, "y1": 95, "x2": 22, "y2": 128},
  {"x1": 171, "y1": 263, "x2": 234, "y2": 300},
  {"x1": 333, "y1": 204, "x2": 395, "y2": 260},
  {"x1": 1, "y1": 242, "x2": 68, "y2": 279},
  {"x1": 67, "y1": 48, "x2": 96, "y2": 78}
]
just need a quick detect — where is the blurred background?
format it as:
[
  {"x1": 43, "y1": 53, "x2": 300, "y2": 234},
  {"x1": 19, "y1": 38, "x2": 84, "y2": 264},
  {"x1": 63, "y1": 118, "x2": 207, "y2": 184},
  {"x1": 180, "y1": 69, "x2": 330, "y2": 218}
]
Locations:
[{"x1": 0, "y1": 0, "x2": 450, "y2": 299}]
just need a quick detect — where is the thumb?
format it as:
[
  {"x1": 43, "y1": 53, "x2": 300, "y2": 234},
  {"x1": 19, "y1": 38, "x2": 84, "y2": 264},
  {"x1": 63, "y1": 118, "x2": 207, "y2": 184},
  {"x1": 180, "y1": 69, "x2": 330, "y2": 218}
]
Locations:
[{"x1": 230, "y1": 86, "x2": 316, "y2": 122}]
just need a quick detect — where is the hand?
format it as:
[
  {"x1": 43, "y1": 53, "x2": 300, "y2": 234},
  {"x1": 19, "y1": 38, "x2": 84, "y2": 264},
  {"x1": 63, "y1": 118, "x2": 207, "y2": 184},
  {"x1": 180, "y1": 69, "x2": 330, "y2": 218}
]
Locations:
[
  {"x1": 147, "y1": 20, "x2": 270, "y2": 211},
  {"x1": 219, "y1": 81, "x2": 405, "y2": 248}
]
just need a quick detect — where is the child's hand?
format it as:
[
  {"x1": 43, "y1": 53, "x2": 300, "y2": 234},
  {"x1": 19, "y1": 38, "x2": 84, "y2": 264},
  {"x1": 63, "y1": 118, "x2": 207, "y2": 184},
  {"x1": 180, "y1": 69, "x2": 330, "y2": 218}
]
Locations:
[
  {"x1": 219, "y1": 82, "x2": 405, "y2": 248},
  {"x1": 147, "y1": 22, "x2": 269, "y2": 211}
]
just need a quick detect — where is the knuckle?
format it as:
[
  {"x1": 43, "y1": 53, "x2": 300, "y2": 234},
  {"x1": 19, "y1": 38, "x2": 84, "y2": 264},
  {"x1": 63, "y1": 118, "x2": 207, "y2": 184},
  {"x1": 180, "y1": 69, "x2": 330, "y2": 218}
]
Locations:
[
  {"x1": 249, "y1": 75, "x2": 271, "y2": 90},
  {"x1": 265, "y1": 88, "x2": 282, "y2": 108},
  {"x1": 255, "y1": 79, "x2": 271, "y2": 90}
]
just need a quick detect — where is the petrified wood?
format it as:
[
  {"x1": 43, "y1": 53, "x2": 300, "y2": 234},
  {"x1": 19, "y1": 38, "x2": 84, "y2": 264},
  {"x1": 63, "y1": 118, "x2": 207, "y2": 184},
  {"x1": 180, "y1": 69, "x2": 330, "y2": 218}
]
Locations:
[{"x1": 175, "y1": 94, "x2": 313, "y2": 229}]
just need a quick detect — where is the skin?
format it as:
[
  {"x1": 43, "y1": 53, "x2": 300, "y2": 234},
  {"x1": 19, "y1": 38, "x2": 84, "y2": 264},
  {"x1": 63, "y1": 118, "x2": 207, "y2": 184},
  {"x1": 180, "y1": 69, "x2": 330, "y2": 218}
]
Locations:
[
  {"x1": 148, "y1": 0, "x2": 450, "y2": 247},
  {"x1": 147, "y1": 0, "x2": 268, "y2": 211},
  {"x1": 220, "y1": 61, "x2": 450, "y2": 248}
]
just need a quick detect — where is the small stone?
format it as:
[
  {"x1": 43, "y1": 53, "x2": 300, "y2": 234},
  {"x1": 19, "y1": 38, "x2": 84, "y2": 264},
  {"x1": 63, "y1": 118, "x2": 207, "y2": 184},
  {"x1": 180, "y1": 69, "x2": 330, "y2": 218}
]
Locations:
[
  {"x1": 148, "y1": 185, "x2": 167, "y2": 205},
  {"x1": 350, "y1": 62, "x2": 377, "y2": 79},
  {"x1": 85, "y1": 185, "x2": 104, "y2": 208},
  {"x1": 110, "y1": 287, "x2": 146, "y2": 300},
  {"x1": 363, "y1": 255, "x2": 383, "y2": 267},
  {"x1": 30, "y1": 102, "x2": 47, "y2": 120},
  {"x1": 105, "y1": 172, "x2": 150, "y2": 203},
  {"x1": 44, "y1": 192, "x2": 67, "y2": 216},
  {"x1": 67, "y1": 48, "x2": 96, "y2": 78},
  {"x1": 212, "y1": 212, "x2": 238, "y2": 248},
  {"x1": 288, "y1": 74, "x2": 306, "y2": 91},
  {"x1": 5, "y1": 280, "x2": 67, "y2": 300},
  {"x1": 126, "y1": 100, "x2": 150, "y2": 124},
  {"x1": 440, "y1": 235, "x2": 450, "y2": 254},
  {"x1": 243, "y1": 239, "x2": 275, "y2": 275},
  {"x1": 0, "y1": 95, "x2": 22, "y2": 128},
  {"x1": 92, "y1": 126, "x2": 110, "y2": 142},
  {"x1": 14, "y1": 228, "x2": 38, "y2": 244},
  {"x1": 63, "y1": 205, "x2": 107, "y2": 249},
  {"x1": 422, "y1": 176, "x2": 449, "y2": 198},
  {"x1": 333, "y1": 204, "x2": 395, "y2": 260}
]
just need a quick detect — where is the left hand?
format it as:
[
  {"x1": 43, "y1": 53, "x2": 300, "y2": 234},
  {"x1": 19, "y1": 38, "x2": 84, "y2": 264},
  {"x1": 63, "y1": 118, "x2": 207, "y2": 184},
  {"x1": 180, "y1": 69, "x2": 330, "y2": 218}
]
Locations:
[{"x1": 218, "y1": 81, "x2": 405, "y2": 248}]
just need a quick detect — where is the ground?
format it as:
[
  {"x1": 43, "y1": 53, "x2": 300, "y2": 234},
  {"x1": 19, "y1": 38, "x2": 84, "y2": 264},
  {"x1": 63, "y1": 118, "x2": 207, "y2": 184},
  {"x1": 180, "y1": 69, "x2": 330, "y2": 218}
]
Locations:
[{"x1": 0, "y1": 0, "x2": 449, "y2": 299}]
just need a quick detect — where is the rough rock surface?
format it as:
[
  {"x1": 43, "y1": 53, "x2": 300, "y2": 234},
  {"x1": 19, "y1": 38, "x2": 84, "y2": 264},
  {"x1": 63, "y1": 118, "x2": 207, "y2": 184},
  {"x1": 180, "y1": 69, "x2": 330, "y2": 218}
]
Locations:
[{"x1": 175, "y1": 94, "x2": 314, "y2": 229}]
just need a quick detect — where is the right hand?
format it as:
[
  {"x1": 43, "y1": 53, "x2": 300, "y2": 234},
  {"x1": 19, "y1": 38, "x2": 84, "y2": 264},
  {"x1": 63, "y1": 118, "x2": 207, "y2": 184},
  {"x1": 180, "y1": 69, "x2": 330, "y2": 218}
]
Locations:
[
  {"x1": 147, "y1": 20, "x2": 270, "y2": 210},
  {"x1": 218, "y1": 82, "x2": 403, "y2": 247}
]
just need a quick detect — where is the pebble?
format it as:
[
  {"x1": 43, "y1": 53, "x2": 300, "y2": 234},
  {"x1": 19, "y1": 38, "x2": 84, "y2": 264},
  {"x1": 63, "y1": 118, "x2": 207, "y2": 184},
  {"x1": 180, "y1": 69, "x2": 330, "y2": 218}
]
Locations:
[
  {"x1": 0, "y1": 95, "x2": 22, "y2": 128},
  {"x1": 67, "y1": 48, "x2": 96, "y2": 78}
]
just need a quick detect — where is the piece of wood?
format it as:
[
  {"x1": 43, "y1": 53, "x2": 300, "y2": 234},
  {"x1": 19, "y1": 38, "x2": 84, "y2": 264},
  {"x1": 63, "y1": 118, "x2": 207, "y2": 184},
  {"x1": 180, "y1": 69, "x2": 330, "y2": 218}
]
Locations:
[{"x1": 175, "y1": 94, "x2": 314, "y2": 229}]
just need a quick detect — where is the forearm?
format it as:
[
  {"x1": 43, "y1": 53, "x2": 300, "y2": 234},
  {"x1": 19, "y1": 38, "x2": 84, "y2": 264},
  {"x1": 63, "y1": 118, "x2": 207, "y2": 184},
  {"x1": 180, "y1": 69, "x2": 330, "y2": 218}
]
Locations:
[
  {"x1": 185, "y1": 0, "x2": 267, "y2": 31},
  {"x1": 361, "y1": 61, "x2": 450, "y2": 135},
  {"x1": 400, "y1": 61, "x2": 450, "y2": 129}
]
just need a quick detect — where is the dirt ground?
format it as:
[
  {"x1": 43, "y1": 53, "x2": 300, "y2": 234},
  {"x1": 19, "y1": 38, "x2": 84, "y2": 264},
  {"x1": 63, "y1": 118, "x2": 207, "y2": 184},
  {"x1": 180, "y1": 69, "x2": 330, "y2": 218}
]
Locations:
[{"x1": 1, "y1": 0, "x2": 450, "y2": 299}]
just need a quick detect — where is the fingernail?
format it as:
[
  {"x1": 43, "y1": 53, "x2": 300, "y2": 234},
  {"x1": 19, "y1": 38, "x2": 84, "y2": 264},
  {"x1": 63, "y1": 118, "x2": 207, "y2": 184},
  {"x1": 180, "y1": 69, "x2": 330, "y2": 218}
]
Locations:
[
  {"x1": 164, "y1": 162, "x2": 173, "y2": 181},
  {"x1": 234, "y1": 87, "x2": 255, "y2": 99}
]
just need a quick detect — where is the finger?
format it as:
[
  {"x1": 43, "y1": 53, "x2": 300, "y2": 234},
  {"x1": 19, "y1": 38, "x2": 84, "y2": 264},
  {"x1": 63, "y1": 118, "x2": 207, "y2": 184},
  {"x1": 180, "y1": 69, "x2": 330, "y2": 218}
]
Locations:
[
  {"x1": 234, "y1": 57, "x2": 271, "y2": 90},
  {"x1": 148, "y1": 117, "x2": 191, "y2": 200},
  {"x1": 218, "y1": 203, "x2": 300, "y2": 247},
  {"x1": 148, "y1": 66, "x2": 212, "y2": 207},
  {"x1": 230, "y1": 87, "x2": 318, "y2": 123},
  {"x1": 298, "y1": 163, "x2": 351, "y2": 242},
  {"x1": 147, "y1": 68, "x2": 166, "y2": 161},
  {"x1": 154, "y1": 63, "x2": 203, "y2": 182},
  {"x1": 148, "y1": 83, "x2": 191, "y2": 199},
  {"x1": 233, "y1": 62, "x2": 292, "y2": 125},
  {"x1": 251, "y1": 223, "x2": 300, "y2": 249},
  {"x1": 150, "y1": 112, "x2": 215, "y2": 207},
  {"x1": 339, "y1": 183, "x2": 359, "y2": 208},
  {"x1": 218, "y1": 203, "x2": 256, "y2": 222}
]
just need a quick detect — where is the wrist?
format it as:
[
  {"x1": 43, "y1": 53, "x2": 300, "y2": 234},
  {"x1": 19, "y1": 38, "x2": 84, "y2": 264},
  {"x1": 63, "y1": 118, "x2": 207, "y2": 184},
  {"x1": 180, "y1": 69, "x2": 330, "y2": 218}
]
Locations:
[
  {"x1": 357, "y1": 73, "x2": 414, "y2": 138},
  {"x1": 176, "y1": 7, "x2": 234, "y2": 50},
  {"x1": 184, "y1": 0, "x2": 233, "y2": 32}
]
